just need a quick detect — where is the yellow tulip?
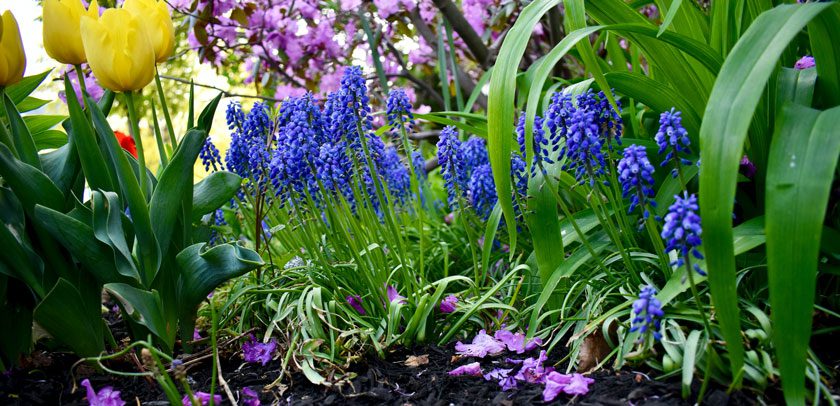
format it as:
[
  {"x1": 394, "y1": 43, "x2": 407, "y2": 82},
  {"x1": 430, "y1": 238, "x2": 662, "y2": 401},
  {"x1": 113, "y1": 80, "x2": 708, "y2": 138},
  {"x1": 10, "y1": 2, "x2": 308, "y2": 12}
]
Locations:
[
  {"x1": 0, "y1": 11, "x2": 26, "y2": 87},
  {"x1": 43, "y1": 0, "x2": 99, "y2": 65},
  {"x1": 124, "y1": 0, "x2": 175, "y2": 63},
  {"x1": 80, "y1": 9, "x2": 154, "y2": 92}
]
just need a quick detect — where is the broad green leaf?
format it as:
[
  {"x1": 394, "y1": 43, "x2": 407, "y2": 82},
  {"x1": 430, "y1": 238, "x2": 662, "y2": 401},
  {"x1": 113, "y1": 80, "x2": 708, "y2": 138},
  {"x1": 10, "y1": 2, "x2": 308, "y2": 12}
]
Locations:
[
  {"x1": 682, "y1": 330, "x2": 702, "y2": 398},
  {"x1": 0, "y1": 143, "x2": 64, "y2": 215},
  {"x1": 765, "y1": 103, "x2": 840, "y2": 406},
  {"x1": 658, "y1": 0, "x2": 684, "y2": 37},
  {"x1": 776, "y1": 67, "x2": 816, "y2": 112},
  {"x1": 480, "y1": 203, "x2": 503, "y2": 281},
  {"x1": 65, "y1": 77, "x2": 114, "y2": 192},
  {"x1": 175, "y1": 243, "x2": 263, "y2": 343},
  {"x1": 698, "y1": 3, "x2": 832, "y2": 385},
  {"x1": 488, "y1": 0, "x2": 561, "y2": 252},
  {"x1": 34, "y1": 278, "x2": 104, "y2": 357},
  {"x1": 808, "y1": 4, "x2": 840, "y2": 107},
  {"x1": 0, "y1": 294, "x2": 33, "y2": 369},
  {"x1": 192, "y1": 171, "x2": 242, "y2": 221},
  {"x1": 150, "y1": 129, "x2": 207, "y2": 262},
  {"x1": 32, "y1": 130, "x2": 68, "y2": 150},
  {"x1": 91, "y1": 191, "x2": 140, "y2": 282},
  {"x1": 4, "y1": 94, "x2": 41, "y2": 170},
  {"x1": 17, "y1": 97, "x2": 50, "y2": 113},
  {"x1": 196, "y1": 92, "x2": 223, "y2": 134},
  {"x1": 24, "y1": 115, "x2": 65, "y2": 135},
  {"x1": 0, "y1": 190, "x2": 45, "y2": 296},
  {"x1": 105, "y1": 283, "x2": 174, "y2": 350},
  {"x1": 4, "y1": 70, "x2": 51, "y2": 104}
]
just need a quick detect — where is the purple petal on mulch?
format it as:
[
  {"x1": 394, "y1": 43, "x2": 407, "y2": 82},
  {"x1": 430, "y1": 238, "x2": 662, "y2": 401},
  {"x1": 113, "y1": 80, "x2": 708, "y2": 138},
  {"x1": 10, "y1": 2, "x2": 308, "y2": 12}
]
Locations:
[
  {"x1": 241, "y1": 387, "x2": 260, "y2": 406},
  {"x1": 454, "y1": 330, "x2": 506, "y2": 358},
  {"x1": 181, "y1": 391, "x2": 222, "y2": 406},
  {"x1": 514, "y1": 350, "x2": 553, "y2": 384},
  {"x1": 448, "y1": 362, "x2": 482, "y2": 377},
  {"x1": 543, "y1": 371, "x2": 595, "y2": 401},
  {"x1": 81, "y1": 379, "x2": 125, "y2": 406},
  {"x1": 493, "y1": 329, "x2": 543, "y2": 354},
  {"x1": 484, "y1": 368, "x2": 518, "y2": 391},
  {"x1": 242, "y1": 335, "x2": 277, "y2": 366}
]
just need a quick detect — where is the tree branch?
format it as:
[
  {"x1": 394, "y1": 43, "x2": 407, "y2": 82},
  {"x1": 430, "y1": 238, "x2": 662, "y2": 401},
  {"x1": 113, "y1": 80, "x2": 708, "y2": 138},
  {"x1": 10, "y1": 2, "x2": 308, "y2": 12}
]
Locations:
[
  {"x1": 158, "y1": 75, "x2": 284, "y2": 103},
  {"x1": 431, "y1": 0, "x2": 490, "y2": 68}
]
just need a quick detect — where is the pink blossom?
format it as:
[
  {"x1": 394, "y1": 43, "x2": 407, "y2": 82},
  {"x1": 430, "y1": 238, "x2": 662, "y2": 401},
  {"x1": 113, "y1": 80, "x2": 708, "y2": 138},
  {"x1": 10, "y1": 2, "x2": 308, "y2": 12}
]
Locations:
[
  {"x1": 795, "y1": 55, "x2": 816, "y2": 70},
  {"x1": 493, "y1": 329, "x2": 543, "y2": 354},
  {"x1": 346, "y1": 295, "x2": 366, "y2": 314},
  {"x1": 454, "y1": 330, "x2": 506, "y2": 358},
  {"x1": 448, "y1": 361, "x2": 482, "y2": 376},
  {"x1": 484, "y1": 367, "x2": 517, "y2": 391},
  {"x1": 193, "y1": 328, "x2": 201, "y2": 341},
  {"x1": 340, "y1": 0, "x2": 363, "y2": 11},
  {"x1": 58, "y1": 65, "x2": 104, "y2": 107},
  {"x1": 513, "y1": 350, "x2": 553, "y2": 384},
  {"x1": 542, "y1": 372, "x2": 594, "y2": 401},
  {"x1": 242, "y1": 387, "x2": 260, "y2": 406}
]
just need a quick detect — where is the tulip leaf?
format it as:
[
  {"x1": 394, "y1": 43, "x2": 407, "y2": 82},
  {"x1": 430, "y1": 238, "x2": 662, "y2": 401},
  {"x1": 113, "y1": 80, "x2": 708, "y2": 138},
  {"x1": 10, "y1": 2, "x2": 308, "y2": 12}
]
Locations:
[
  {"x1": 150, "y1": 129, "x2": 207, "y2": 262},
  {"x1": 4, "y1": 70, "x2": 51, "y2": 105},
  {"x1": 32, "y1": 130, "x2": 68, "y2": 150},
  {"x1": 176, "y1": 243, "x2": 263, "y2": 343},
  {"x1": 24, "y1": 115, "x2": 65, "y2": 135},
  {"x1": 196, "y1": 92, "x2": 222, "y2": 134},
  {"x1": 3, "y1": 94, "x2": 41, "y2": 170},
  {"x1": 0, "y1": 143, "x2": 64, "y2": 215},
  {"x1": 87, "y1": 95, "x2": 160, "y2": 286},
  {"x1": 33, "y1": 278, "x2": 104, "y2": 357},
  {"x1": 65, "y1": 77, "x2": 114, "y2": 193},
  {"x1": 16, "y1": 97, "x2": 49, "y2": 113},
  {"x1": 104, "y1": 283, "x2": 174, "y2": 351},
  {"x1": 91, "y1": 191, "x2": 141, "y2": 282},
  {"x1": 192, "y1": 171, "x2": 242, "y2": 221},
  {"x1": 0, "y1": 292, "x2": 33, "y2": 369}
]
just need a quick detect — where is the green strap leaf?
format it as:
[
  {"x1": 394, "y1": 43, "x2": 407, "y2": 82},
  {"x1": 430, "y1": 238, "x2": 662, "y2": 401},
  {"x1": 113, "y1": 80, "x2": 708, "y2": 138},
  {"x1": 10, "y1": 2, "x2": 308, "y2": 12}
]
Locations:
[
  {"x1": 808, "y1": 3, "x2": 840, "y2": 108},
  {"x1": 698, "y1": 3, "x2": 833, "y2": 385},
  {"x1": 3, "y1": 94, "x2": 41, "y2": 170},
  {"x1": 0, "y1": 143, "x2": 64, "y2": 215},
  {"x1": 4, "y1": 70, "x2": 52, "y2": 104},
  {"x1": 65, "y1": 76, "x2": 114, "y2": 192},
  {"x1": 192, "y1": 171, "x2": 242, "y2": 222},
  {"x1": 765, "y1": 103, "x2": 840, "y2": 405},
  {"x1": 105, "y1": 283, "x2": 174, "y2": 351},
  {"x1": 34, "y1": 278, "x2": 104, "y2": 357}
]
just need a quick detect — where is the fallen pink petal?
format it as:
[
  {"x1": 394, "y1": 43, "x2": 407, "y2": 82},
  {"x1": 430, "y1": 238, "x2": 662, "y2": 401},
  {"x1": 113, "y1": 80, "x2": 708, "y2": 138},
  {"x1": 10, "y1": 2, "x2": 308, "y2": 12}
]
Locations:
[
  {"x1": 448, "y1": 362, "x2": 482, "y2": 376},
  {"x1": 454, "y1": 330, "x2": 506, "y2": 358}
]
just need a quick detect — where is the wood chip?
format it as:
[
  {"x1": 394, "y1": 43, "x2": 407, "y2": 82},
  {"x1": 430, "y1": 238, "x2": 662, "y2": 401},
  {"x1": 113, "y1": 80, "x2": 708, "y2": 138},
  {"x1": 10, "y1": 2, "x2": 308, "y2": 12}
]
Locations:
[{"x1": 404, "y1": 354, "x2": 429, "y2": 367}]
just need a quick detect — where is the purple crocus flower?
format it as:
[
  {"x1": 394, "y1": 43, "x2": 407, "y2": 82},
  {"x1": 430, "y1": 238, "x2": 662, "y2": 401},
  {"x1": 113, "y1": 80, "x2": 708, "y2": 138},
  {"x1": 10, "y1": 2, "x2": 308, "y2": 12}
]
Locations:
[
  {"x1": 182, "y1": 392, "x2": 222, "y2": 406},
  {"x1": 386, "y1": 284, "x2": 407, "y2": 305},
  {"x1": 439, "y1": 295, "x2": 459, "y2": 313},
  {"x1": 795, "y1": 55, "x2": 815, "y2": 70},
  {"x1": 542, "y1": 372, "x2": 594, "y2": 401},
  {"x1": 454, "y1": 330, "x2": 506, "y2": 358},
  {"x1": 739, "y1": 155, "x2": 756, "y2": 179},
  {"x1": 494, "y1": 329, "x2": 543, "y2": 354},
  {"x1": 241, "y1": 387, "x2": 260, "y2": 406},
  {"x1": 346, "y1": 295, "x2": 365, "y2": 314},
  {"x1": 484, "y1": 367, "x2": 518, "y2": 391},
  {"x1": 448, "y1": 361, "x2": 483, "y2": 377},
  {"x1": 242, "y1": 334, "x2": 277, "y2": 366},
  {"x1": 193, "y1": 329, "x2": 202, "y2": 341},
  {"x1": 81, "y1": 379, "x2": 125, "y2": 406}
]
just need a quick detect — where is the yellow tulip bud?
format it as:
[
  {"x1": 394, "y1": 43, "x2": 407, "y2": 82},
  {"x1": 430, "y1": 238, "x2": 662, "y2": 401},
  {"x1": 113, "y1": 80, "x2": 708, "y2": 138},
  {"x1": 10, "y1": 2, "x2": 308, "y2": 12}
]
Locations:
[
  {"x1": 80, "y1": 9, "x2": 155, "y2": 92},
  {"x1": 43, "y1": 0, "x2": 99, "y2": 65},
  {"x1": 0, "y1": 11, "x2": 26, "y2": 87},
  {"x1": 124, "y1": 0, "x2": 175, "y2": 63}
]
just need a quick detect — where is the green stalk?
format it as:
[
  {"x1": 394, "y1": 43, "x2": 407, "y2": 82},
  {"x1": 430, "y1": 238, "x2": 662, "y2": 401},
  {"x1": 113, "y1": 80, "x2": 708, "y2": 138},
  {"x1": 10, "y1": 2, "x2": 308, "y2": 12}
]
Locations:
[
  {"x1": 123, "y1": 91, "x2": 148, "y2": 199},
  {"x1": 0, "y1": 88, "x2": 18, "y2": 156},
  {"x1": 209, "y1": 298, "x2": 218, "y2": 406},
  {"x1": 684, "y1": 255, "x2": 713, "y2": 336},
  {"x1": 643, "y1": 212, "x2": 671, "y2": 277},
  {"x1": 150, "y1": 101, "x2": 169, "y2": 168},
  {"x1": 73, "y1": 64, "x2": 91, "y2": 118},
  {"x1": 397, "y1": 124, "x2": 426, "y2": 280},
  {"x1": 154, "y1": 67, "x2": 178, "y2": 151},
  {"x1": 590, "y1": 178, "x2": 638, "y2": 281}
]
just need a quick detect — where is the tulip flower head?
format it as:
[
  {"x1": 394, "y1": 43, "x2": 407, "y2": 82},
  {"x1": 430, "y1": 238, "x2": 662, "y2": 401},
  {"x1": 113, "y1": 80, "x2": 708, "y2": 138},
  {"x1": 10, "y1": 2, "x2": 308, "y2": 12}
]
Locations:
[
  {"x1": 43, "y1": 0, "x2": 99, "y2": 65},
  {"x1": 80, "y1": 9, "x2": 155, "y2": 92},
  {"x1": 0, "y1": 11, "x2": 26, "y2": 87},
  {"x1": 124, "y1": 0, "x2": 175, "y2": 63}
]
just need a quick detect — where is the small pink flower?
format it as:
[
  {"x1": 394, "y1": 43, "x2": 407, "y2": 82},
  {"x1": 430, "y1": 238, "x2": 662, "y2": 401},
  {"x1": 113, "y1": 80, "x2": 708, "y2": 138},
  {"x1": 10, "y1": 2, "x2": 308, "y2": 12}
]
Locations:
[
  {"x1": 439, "y1": 295, "x2": 459, "y2": 313},
  {"x1": 454, "y1": 330, "x2": 506, "y2": 358},
  {"x1": 448, "y1": 361, "x2": 482, "y2": 376},
  {"x1": 386, "y1": 284, "x2": 407, "y2": 305},
  {"x1": 542, "y1": 371, "x2": 594, "y2": 401},
  {"x1": 795, "y1": 55, "x2": 815, "y2": 70}
]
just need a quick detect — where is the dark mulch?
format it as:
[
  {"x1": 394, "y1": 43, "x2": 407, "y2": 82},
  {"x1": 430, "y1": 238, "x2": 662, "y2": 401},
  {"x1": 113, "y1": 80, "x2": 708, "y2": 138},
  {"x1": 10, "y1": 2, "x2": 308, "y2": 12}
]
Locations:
[{"x1": 1, "y1": 340, "x2": 768, "y2": 406}]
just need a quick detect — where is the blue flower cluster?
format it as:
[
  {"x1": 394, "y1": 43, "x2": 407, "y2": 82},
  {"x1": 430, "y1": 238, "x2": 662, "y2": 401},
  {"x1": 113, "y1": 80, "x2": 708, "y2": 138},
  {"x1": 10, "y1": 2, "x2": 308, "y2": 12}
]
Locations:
[
  {"x1": 225, "y1": 102, "x2": 273, "y2": 190},
  {"x1": 630, "y1": 285, "x2": 664, "y2": 341},
  {"x1": 381, "y1": 146, "x2": 412, "y2": 203},
  {"x1": 516, "y1": 112, "x2": 556, "y2": 167},
  {"x1": 655, "y1": 108, "x2": 693, "y2": 177},
  {"x1": 468, "y1": 163, "x2": 497, "y2": 219},
  {"x1": 545, "y1": 90, "x2": 623, "y2": 186},
  {"x1": 386, "y1": 88, "x2": 415, "y2": 138},
  {"x1": 617, "y1": 145, "x2": 657, "y2": 218},
  {"x1": 436, "y1": 126, "x2": 467, "y2": 208},
  {"x1": 661, "y1": 192, "x2": 705, "y2": 275}
]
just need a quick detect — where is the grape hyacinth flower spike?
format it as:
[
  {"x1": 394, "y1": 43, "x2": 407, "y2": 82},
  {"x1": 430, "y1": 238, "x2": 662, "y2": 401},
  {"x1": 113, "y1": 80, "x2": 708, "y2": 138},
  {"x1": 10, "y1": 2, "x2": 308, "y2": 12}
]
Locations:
[
  {"x1": 437, "y1": 126, "x2": 467, "y2": 208},
  {"x1": 630, "y1": 285, "x2": 664, "y2": 341},
  {"x1": 655, "y1": 108, "x2": 693, "y2": 181},
  {"x1": 661, "y1": 192, "x2": 705, "y2": 275},
  {"x1": 386, "y1": 88, "x2": 415, "y2": 138},
  {"x1": 617, "y1": 144, "x2": 657, "y2": 218}
]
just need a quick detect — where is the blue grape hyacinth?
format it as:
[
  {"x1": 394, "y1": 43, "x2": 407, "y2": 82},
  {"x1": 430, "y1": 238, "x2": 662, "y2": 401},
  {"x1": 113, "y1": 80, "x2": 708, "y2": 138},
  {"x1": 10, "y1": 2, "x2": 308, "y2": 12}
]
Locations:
[
  {"x1": 380, "y1": 146, "x2": 412, "y2": 204},
  {"x1": 564, "y1": 106, "x2": 607, "y2": 186},
  {"x1": 516, "y1": 112, "x2": 557, "y2": 168},
  {"x1": 661, "y1": 192, "x2": 705, "y2": 275},
  {"x1": 386, "y1": 88, "x2": 415, "y2": 138},
  {"x1": 630, "y1": 285, "x2": 664, "y2": 341},
  {"x1": 437, "y1": 126, "x2": 467, "y2": 208},
  {"x1": 199, "y1": 138, "x2": 224, "y2": 173},
  {"x1": 655, "y1": 108, "x2": 693, "y2": 177},
  {"x1": 467, "y1": 163, "x2": 498, "y2": 220},
  {"x1": 617, "y1": 144, "x2": 657, "y2": 218}
]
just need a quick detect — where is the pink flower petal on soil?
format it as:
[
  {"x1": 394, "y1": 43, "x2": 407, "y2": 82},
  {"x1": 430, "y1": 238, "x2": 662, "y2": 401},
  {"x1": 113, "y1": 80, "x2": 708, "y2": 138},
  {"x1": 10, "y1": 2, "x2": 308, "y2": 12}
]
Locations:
[
  {"x1": 454, "y1": 330, "x2": 506, "y2": 358},
  {"x1": 448, "y1": 362, "x2": 482, "y2": 376}
]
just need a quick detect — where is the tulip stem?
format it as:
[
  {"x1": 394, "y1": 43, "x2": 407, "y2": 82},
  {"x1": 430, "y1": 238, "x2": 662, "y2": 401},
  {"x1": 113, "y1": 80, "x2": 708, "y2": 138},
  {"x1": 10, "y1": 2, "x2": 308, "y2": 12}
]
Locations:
[
  {"x1": 154, "y1": 66, "x2": 177, "y2": 152},
  {"x1": 124, "y1": 91, "x2": 148, "y2": 199},
  {"x1": 73, "y1": 65, "x2": 90, "y2": 113}
]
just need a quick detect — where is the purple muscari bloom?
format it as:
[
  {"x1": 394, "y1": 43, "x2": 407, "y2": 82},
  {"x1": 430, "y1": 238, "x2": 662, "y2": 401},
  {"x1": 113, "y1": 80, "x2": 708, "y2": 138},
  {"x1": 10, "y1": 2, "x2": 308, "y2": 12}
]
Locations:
[
  {"x1": 454, "y1": 329, "x2": 506, "y2": 358},
  {"x1": 795, "y1": 55, "x2": 815, "y2": 70},
  {"x1": 543, "y1": 372, "x2": 594, "y2": 401},
  {"x1": 439, "y1": 294, "x2": 459, "y2": 313},
  {"x1": 493, "y1": 329, "x2": 542, "y2": 354},
  {"x1": 242, "y1": 387, "x2": 260, "y2": 406},
  {"x1": 467, "y1": 163, "x2": 497, "y2": 220},
  {"x1": 411, "y1": 151, "x2": 427, "y2": 181},
  {"x1": 225, "y1": 102, "x2": 274, "y2": 190},
  {"x1": 199, "y1": 138, "x2": 224, "y2": 172},
  {"x1": 386, "y1": 88, "x2": 416, "y2": 137},
  {"x1": 484, "y1": 368, "x2": 518, "y2": 391},
  {"x1": 516, "y1": 112, "x2": 557, "y2": 168},
  {"x1": 242, "y1": 334, "x2": 277, "y2": 366},
  {"x1": 386, "y1": 284, "x2": 407, "y2": 305},
  {"x1": 661, "y1": 192, "x2": 705, "y2": 275},
  {"x1": 81, "y1": 379, "x2": 125, "y2": 406},
  {"x1": 618, "y1": 144, "x2": 657, "y2": 218},
  {"x1": 630, "y1": 285, "x2": 664, "y2": 341},
  {"x1": 182, "y1": 392, "x2": 222, "y2": 406},
  {"x1": 514, "y1": 350, "x2": 553, "y2": 384},
  {"x1": 448, "y1": 362, "x2": 482, "y2": 376},
  {"x1": 460, "y1": 136, "x2": 490, "y2": 176},
  {"x1": 380, "y1": 147, "x2": 412, "y2": 204},
  {"x1": 655, "y1": 108, "x2": 693, "y2": 177},
  {"x1": 315, "y1": 141, "x2": 355, "y2": 207},
  {"x1": 346, "y1": 294, "x2": 365, "y2": 314},
  {"x1": 740, "y1": 155, "x2": 756, "y2": 179},
  {"x1": 437, "y1": 126, "x2": 467, "y2": 207},
  {"x1": 269, "y1": 94, "x2": 326, "y2": 201}
]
